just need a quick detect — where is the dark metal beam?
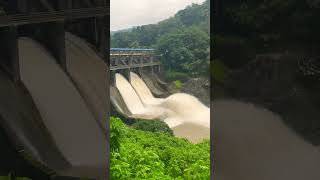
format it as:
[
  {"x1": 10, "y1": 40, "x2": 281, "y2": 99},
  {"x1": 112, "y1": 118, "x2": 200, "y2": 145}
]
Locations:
[
  {"x1": 82, "y1": 0, "x2": 94, "y2": 7},
  {"x1": 110, "y1": 62, "x2": 161, "y2": 71},
  {"x1": 0, "y1": 7, "x2": 109, "y2": 27},
  {"x1": 38, "y1": 0, "x2": 55, "y2": 11}
]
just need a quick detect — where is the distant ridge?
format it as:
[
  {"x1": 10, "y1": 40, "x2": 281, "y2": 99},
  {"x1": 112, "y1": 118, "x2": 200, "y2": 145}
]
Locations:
[{"x1": 111, "y1": 27, "x2": 135, "y2": 35}]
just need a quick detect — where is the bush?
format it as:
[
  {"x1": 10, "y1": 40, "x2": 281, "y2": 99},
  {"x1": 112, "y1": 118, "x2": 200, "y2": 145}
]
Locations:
[
  {"x1": 110, "y1": 117, "x2": 210, "y2": 179},
  {"x1": 131, "y1": 119, "x2": 173, "y2": 136},
  {"x1": 173, "y1": 80, "x2": 183, "y2": 89},
  {"x1": 211, "y1": 60, "x2": 228, "y2": 83},
  {"x1": 110, "y1": 117, "x2": 126, "y2": 151},
  {"x1": 165, "y1": 71, "x2": 189, "y2": 82},
  {"x1": 0, "y1": 174, "x2": 32, "y2": 180}
]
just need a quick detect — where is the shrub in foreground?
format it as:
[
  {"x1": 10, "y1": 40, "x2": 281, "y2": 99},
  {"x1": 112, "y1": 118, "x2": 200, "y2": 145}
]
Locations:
[
  {"x1": 131, "y1": 119, "x2": 173, "y2": 136},
  {"x1": 110, "y1": 117, "x2": 210, "y2": 179}
]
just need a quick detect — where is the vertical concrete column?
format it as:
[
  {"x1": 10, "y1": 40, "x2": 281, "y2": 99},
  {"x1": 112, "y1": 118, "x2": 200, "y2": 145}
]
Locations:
[
  {"x1": 111, "y1": 71, "x2": 116, "y2": 86},
  {"x1": 139, "y1": 66, "x2": 142, "y2": 75},
  {"x1": 0, "y1": 26, "x2": 20, "y2": 82},
  {"x1": 8, "y1": 26, "x2": 20, "y2": 83},
  {"x1": 150, "y1": 55, "x2": 154, "y2": 75},
  {"x1": 10, "y1": 26, "x2": 20, "y2": 83},
  {"x1": 126, "y1": 69, "x2": 131, "y2": 82},
  {"x1": 46, "y1": 21, "x2": 67, "y2": 72}
]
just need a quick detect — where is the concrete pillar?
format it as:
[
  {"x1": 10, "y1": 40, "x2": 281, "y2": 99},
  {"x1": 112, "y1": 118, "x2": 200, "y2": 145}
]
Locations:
[
  {"x1": 0, "y1": 26, "x2": 20, "y2": 83},
  {"x1": 49, "y1": 21, "x2": 67, "y2": 71},
  {"x1": 110, "y1": 70, "x2": 116, "y2": 86},
  {"x1": 126, "y1": 69, "x2": 131, "y2": 82},
  {"x1": 139, "y1": 67, "x2": 142, "y2": 75},
  {"x1": 36, "y1": 21, "x2": 67, "y2": 72},
  {"x1": 10, "y1": 27, "x2": 20, "y2": 83},
  {"x1": 96, "y1": 16, "x2": 107, "y2": 61}
]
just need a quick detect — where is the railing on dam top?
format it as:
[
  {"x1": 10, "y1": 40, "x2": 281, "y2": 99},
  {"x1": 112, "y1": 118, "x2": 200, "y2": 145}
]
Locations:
[{"x1": 110, "y1": 48, "x2": 161, "y2": 71}]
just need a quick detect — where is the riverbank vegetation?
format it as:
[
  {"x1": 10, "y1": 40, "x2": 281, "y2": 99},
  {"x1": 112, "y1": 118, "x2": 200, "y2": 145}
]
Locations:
[{"x1": 110, "y1": 117, "x2": 210, "y2": 179}]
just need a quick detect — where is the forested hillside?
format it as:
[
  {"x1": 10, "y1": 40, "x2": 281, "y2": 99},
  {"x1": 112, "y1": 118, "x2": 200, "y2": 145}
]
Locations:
[
  {"x1": 215, "y1": 0, "x2": 320, "y2": 68},
  {"x1": 111, "y1": 0, "x2": 210, "y2": 77}
]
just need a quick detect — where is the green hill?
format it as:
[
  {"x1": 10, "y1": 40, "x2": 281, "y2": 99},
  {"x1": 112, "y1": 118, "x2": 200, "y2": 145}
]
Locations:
[{"x1": 111, "y1": 0, "x2": 210, "y2": 77}]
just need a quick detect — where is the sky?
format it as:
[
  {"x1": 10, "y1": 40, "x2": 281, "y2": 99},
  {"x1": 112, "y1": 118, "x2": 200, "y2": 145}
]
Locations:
[{"x1": 111, "y1": 0, "x2": 205, "y2": 31}]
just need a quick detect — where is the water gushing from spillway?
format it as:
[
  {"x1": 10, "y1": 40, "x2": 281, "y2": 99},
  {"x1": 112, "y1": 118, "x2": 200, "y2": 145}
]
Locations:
[
  {"x1": 115, "y1": 72, "x2": 210, "y2": 135},
  {"x1": 18, "y1": 37, "x2": 107, "y2": 179},
  {"x1": 115, "y1": 73, "x2": 145, "y2": 114},
  {"x1": 115, "y1": 73, "x2": 169, "y2": 120},
  {"x1": 130, "y1": 72, "x2": 164, "y2": 105}
]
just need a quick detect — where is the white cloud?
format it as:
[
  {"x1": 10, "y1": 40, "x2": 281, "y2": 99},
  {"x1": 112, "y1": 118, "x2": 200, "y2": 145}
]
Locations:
[{"x1": 111, "y1": 0, "x2": 205, "y2": 31}]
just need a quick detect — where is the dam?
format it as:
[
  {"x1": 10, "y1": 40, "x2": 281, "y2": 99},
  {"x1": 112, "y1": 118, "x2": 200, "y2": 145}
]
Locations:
[
  {"x1": 110, "y1": 48, "x2": 210, "y2": 143},
  {"x1": 0, "y1": 1, "x2": 109, "y2": 179}
]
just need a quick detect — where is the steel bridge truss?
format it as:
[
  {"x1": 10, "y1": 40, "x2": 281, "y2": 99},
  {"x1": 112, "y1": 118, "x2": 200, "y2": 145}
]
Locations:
[{"x1": 110, "y1": 53, "x2": 161, "y2": 71}]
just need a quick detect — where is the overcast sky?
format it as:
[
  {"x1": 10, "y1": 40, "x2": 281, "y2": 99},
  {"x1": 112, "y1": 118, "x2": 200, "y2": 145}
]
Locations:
[{"x1": 111, "y1": 0, "x2": 205, "y2": 31}]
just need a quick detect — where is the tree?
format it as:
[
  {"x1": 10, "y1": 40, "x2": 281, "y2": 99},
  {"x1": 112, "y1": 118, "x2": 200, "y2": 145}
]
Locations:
[{"x1": 156, "y1": 26, "x2": 210, "y2": 76}]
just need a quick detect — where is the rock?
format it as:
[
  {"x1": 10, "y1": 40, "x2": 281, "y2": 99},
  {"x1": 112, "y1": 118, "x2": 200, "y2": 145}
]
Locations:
[{"x1": 181, "y1": 77, "x2": 210, "y2": 106}]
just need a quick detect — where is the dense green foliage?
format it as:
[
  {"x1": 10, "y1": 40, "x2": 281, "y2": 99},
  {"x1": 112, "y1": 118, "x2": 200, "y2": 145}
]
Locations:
[
  {"x1": 110, "y1": 117, "x2": 210, "y2": 179},
  {"x1": 131, "y1": 119, "x2": 173, "y2": 136},
  {"x1": 111, "y1": 0, "x2": 210, "y2": 77},
  {"x1": 0, "y1": 174, "x2": 31, "y2": 180},
  {"x1": 215, "y1": 0, "x2": 320, "y2": 68},
  {"x1": 165, "y1": 71, "x2": 189, "y2": 82},
  {"x1": 157, "y1": 27, "x2": 209, "y2": 76}
]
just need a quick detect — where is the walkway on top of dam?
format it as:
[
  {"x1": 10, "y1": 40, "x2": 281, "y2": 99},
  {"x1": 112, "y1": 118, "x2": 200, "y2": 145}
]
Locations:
[{"x1": 110, "y1": 48, "x2": 161, "y2": 71}]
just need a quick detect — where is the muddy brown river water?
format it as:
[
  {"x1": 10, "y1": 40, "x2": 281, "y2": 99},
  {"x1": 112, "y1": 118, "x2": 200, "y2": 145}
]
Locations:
[{"x1": 213, "y1": 100, "x2": 320, "y2": 180}]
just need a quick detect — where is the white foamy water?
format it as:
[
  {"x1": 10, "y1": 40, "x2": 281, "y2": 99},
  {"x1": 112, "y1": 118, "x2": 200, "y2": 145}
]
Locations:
[
  {"x1": 213, "y1": 100, "x2": 320, "y2": 180},
  {"x1": 161, "y1": 93, "x2": 210, "y2": 128},
  {"x1": 130, "y1": 72, "x2": 164, "y2": 105},
  {"x1": 115, "y1": 72, "x2": 210, "y2": 133},
  {"x1": 18, "y1": 37, "x2": 107, "y2": 178},
  {"x1": 115, "y1": 73, "x2": 145, "y2": 114}
]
